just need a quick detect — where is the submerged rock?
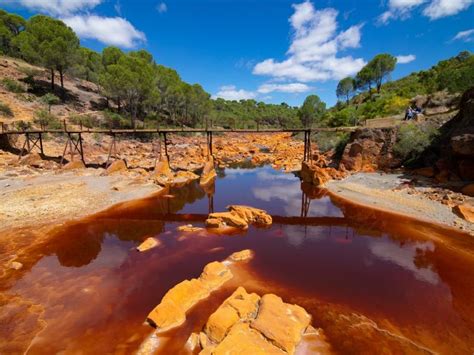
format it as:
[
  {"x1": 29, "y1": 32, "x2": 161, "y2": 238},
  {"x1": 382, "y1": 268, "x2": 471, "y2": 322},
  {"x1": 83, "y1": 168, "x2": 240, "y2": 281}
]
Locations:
[
  {"x1": 177, "y1": 224, "x2": 204, "y2": 232},
  {"x1": 136, "y1": 237, "x2": 160, "y2": 252},
  {"x1": 229, "y1": 249, "x2": 254, "y2": 261}
]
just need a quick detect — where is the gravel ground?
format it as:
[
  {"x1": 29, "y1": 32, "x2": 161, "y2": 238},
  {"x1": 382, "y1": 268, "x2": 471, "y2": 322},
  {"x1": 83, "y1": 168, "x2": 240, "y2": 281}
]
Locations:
[
  {"x1": 326, "y1": 172, "x2": 473, "y2": 235},
  {"x1": 0, "y1": 170, "x2": 162, "y2": 232}
]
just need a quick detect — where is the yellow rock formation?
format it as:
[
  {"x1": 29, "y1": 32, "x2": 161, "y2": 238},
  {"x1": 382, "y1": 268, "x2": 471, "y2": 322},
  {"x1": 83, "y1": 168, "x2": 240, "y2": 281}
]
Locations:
[{"x1": 146, "y1": 261, "x2": 232, "y2": 331}]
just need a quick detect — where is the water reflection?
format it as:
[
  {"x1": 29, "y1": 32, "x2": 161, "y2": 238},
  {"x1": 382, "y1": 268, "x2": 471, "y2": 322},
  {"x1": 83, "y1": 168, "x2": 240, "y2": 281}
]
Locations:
[{"x1": 2, "y1": 166, "x2": 474, "y2": 354}]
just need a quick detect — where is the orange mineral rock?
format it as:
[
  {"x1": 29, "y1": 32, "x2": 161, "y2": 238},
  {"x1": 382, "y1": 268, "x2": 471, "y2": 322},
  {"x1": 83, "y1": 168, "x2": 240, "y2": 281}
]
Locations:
[
  {"x1": 251, "y1": 293, "x2": 312, "y2": 353},
  {"x1": 146, "y1": 260, "x2": 233, "y2": 331},
  {"x1": 227, "y1": 205, "x2": 272, "y2": 226},
  {"x1": 193, "y1": 287, "x2": 331, "y2": 355},
  {"x1": 205, "y1": 205, "x2": 272, "y2": 231},
  {"x1": 453, "y1": 201, "x2": 474, "y2": 223}
]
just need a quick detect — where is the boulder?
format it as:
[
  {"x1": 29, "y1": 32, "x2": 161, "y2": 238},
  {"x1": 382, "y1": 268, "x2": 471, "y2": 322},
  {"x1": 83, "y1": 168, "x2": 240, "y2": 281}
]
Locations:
[
  {"x1": 194, "y1": 286, "x2": 329, "y2": 355},
  {"x1": 451, "y1": 134, "x2": 474, "y2": 156},
  {"x1": 19, "y1": 153, "x2": 43, "y2": 168},
  {"x1": 250, "y1": 293, "x2": 312, "y2": 353},
  {"x1": 206, "y1": 212, "x2": 249, "y2": 230},
  {"x1": 106, "y1": 159, "x2": 127, "y2": 174},
  {"x1": 339, "y1": 128, "x2": 400, "y2": 172},
  {"x1": 227, "y1": 205, "x2": 272, "y2": 226},
  {"x1": 136, "y1": 237, "x2": 160, "y2": 252},
  {"x1": 146, "y1": 278, "x2": 209, "y2": 330},
  {"x1": 301, "y1": 161, "x2": 331, "y2": 186},
  {"x1": 146, "y1": 261, "x2": 232, "y2": 331},
  {"x1": 453, "y1": 201, "x2": 474, "y2": 223},
  {"x1": 63, "y1": 160, "x2": 86, "y2": 170},
  {"x1": 212, "y1": 323, "x2": 285, "y2": 355}
]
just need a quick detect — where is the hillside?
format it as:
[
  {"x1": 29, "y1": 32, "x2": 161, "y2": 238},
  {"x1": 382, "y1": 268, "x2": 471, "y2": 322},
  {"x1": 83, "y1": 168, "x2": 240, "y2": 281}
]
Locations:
[{"x1": 323, "y1": 51, "x2": 474, "y2": 128}]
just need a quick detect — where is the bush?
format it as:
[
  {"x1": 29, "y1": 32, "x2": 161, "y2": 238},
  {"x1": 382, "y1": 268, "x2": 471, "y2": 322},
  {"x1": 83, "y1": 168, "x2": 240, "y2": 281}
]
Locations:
[
  {"x1": 103, "y1": 110, "x2": 131, "y2": 129},
  {"x1": 2, "y1": 78, "x2": 26, "y2": 93},
  {"x1": 33, "y1": 110, "x2": 62, "y2": 129},
  {"x1": 69, "y1": 113, "x2": 101, "y2": 128},
  {"x1": 15, "y1": 120, "x2": 32, "y2": 130},
  {"x1": 393, "y1": 123, "x2": 439, "y2": 163},
  {"x1": 383, "y1": 95, "x2": 410, "y2": 115},
  {"x1": 0, "y1": 102, "x2": 14, "y2": 117},
  {"x1": 315, "y1": 131, "x2": 350, "y2": 156}
]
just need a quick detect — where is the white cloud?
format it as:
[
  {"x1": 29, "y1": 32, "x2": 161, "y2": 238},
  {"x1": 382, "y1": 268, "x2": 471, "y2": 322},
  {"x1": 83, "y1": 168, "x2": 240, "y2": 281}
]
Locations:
[
  {"x1": 253, "y1": 1, "x2": 365, "y2": 83},
  {"x1": 378, "y1": 0, "x2": 473, "y2": 23},
  {"x1": 157, "y1": 2, "x2": 167, "y2": 13},
  {"x1": 212, "y1": 85, "x2": 256, "y2": 100},
  {"x1": 257, "y1": 82, "x2": 312, "y2": 94},
  {"x1": 63, "y1": 15, "x2": 146, "y2": 48},
  {"x1": 453, "y1": 28, "x2": 474, "y2": 41},
  {"x1": 15, "y1": 0, "x2": 102, "y2": 16},
  {"x1": 396, "y1": 54, "x2": 416, "y2": 63},
  {"x1": 423, "y1": 0, "x2": 474, "y2": 19}
]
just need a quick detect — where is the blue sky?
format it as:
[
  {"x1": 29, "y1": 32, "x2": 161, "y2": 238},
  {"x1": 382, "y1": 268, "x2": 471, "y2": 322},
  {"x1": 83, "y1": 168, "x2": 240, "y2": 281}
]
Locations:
[{"x1": 2, "y1": 0, "x2": 474, "y2": 107}]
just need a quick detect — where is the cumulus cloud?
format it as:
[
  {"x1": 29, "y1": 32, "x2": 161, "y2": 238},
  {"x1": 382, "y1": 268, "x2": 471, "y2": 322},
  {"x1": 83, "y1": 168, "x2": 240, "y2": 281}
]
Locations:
[
  {"x1": 63, "y1": 15, "x2": 146, "y2": 48},
  {"x1": 257, "y1": 82, "x2": 312, "y2": 94},
  {"x1": 15, "y1": 0, "x2": 102, "y2": 16},
  {"x1": 157, "y1": 2, "x2": 167, "y2": 13},
  {"x1": 423, "y1": 0, "x2": 474, "y2": 19},
  {"x1": 453, "y1": 28, "x2": 474, "y2": 41},
  {"x1": 212, "y1": 85, "x2": 256, "y2": 100},
  {"x1": 396, "y1": 54, "x2": 416, "y2": 63},
  {"x1": 378, "y1": 0, "x2": 473, "y2": 23},
  {"x1": 253, "y1": 1, "x2": 365, "y2": 83}
]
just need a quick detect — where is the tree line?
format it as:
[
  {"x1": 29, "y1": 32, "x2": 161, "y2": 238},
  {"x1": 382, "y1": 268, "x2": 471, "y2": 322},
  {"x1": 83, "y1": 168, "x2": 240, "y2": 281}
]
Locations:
[{"x1": 0, "y1": 9, "x2": 305, "y2": 129}]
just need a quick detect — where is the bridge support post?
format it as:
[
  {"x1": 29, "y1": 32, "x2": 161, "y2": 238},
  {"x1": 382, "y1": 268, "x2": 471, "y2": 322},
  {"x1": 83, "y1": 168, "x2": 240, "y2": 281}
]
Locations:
[
  {"x1": 19, "y1": 132, "x2": 44, "y2": 159},
  {"x1": 61, "y1": 133, "x2": 85, "y2": 165},
  {"x1": 162, "y1": 132, "x2": 169, "y2": 161},
  {"x1": 206, "y1": 131, "x2": 213, "y2": 159},
  {"x1": 105, "y1": 133, "x2": 118, "y2": 168},
  {"x1": 303, "y1": 130, "x2": 312, "y2": 162}
]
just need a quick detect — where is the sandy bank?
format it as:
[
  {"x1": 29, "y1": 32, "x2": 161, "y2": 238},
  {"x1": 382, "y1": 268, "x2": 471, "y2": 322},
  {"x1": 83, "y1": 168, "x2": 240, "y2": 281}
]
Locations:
[
  {"x1": 0, "y1": 169, "x2": 162, "y2": 232},
  {"x1": 326, "y1": 172, "x2": 473, "y2": 235}
]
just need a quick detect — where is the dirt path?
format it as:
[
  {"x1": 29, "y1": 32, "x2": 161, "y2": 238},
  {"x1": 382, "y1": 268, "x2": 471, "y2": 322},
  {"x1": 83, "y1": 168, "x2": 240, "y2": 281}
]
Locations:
[{"x1": 326, "y1": 172, "x2": 473, "y2": 235}]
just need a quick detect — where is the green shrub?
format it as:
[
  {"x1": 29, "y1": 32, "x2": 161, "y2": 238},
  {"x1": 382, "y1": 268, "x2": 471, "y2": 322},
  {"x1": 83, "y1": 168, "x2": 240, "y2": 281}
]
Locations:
[
  {"x1": 2, "y1": 78, "x2": 26, "y2": 93},
  {"x1": 329, "y1": 106, "x2": 358, "y2": 127},
  {"x1": 103, "y1": 110, "x2": 132, "y2": 129},
  {"x1": 69, "y1": 113, "x2": 101, "y2": 128},
  {"x1": 33, "y1": 110, "x2": 62, "y2": 129},
  {"x1": 315, "y1": 131, "x2": 350, "y2": 156},
  {"x1": 0, "y1": 102, "x2": 14, "y2": 117},
  {"x1": 15, "y1": 120, "x2": 32, "y2": 130},
  {"x1": 393, "y1": 123, "x2": 439, "y2": 163}
]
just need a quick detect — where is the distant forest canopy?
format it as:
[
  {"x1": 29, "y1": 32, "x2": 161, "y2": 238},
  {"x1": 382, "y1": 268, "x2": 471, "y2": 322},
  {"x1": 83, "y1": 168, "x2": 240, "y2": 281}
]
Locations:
[{"x1": 0, "y1": 8, "x2": 472, "y2": 129}]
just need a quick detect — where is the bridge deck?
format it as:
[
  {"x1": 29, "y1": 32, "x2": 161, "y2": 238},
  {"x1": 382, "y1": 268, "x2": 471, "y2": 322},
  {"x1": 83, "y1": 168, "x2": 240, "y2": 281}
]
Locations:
[{"x1": 0, "y1": 127, "x2": 358, "y2": 135}]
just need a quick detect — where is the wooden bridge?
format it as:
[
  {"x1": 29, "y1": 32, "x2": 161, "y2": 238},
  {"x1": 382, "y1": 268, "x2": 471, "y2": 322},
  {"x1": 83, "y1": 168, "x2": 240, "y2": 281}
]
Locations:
[{"x1": 0, "y1": 122, "x2": 358, "y2": 166}]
